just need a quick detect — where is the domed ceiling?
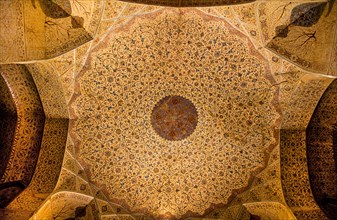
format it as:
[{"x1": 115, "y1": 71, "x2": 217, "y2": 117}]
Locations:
[
  {"x1": 1, "y1": 0, "x2": 337, "y2": 220},
  {"x1": 70, "y1": 8, "x2": 280, "y2": 219}
]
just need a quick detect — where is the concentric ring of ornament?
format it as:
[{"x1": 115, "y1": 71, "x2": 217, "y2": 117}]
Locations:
[{"x1": 72, "y1": 9, "x2": 279, "y2": 219}]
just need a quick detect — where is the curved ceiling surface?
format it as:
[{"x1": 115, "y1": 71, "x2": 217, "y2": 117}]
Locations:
[
  {"x1": 1, "y1": 0, "x2": 337, "y2": 219},
  {"x1": 70, "y1": 8, "x2": 280, "y2": 219}
]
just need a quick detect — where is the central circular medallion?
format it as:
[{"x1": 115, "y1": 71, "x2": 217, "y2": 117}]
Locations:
[{"x1": 151, "y1": 95, "x2": 198, "y2": 141}]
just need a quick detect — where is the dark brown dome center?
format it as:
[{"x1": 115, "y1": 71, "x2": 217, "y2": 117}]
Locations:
[{"x1": 151, "y1": 96, "x2": 198, "y2": 141}]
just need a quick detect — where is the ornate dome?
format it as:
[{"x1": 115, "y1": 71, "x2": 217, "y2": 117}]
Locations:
[{"x1": 0, "y1": 0, "x2": 337, "y2": 220}]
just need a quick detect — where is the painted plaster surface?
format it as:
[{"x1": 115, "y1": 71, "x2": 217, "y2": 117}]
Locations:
[
  {"x1": 151, "y1": 96, "x2": 198, "y2": 141},
  {"x1": 71, "y1": 8, "x2": 280, "y2": 219},
  {"x1": 0, "y1": 0, "x2": 103, "y2": 62},
  {"x1": 1, "y1": 0, "x2": 337, "y2": 219}
]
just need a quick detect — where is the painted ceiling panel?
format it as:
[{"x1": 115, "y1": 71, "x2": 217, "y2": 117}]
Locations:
[
  {"x1": 0, "y1": 65, "x2": 45, "y2": 208},
  {"x1": 1, "y1": 0, "x2": 337, "y2": 219},
  {"x1": 71, "y1": 8, "x2": 280, "y2": 219},
  {"x1": 260, "y1": 1, "x2": 337, "y2": 74},
  {"x1": 0, "y1": 0, "x2": 103, "y2": 63}
]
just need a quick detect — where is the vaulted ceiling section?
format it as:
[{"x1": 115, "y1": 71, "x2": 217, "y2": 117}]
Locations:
[{"x1": 0, "y1": 0, "x2": 337, "y2": 220}]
